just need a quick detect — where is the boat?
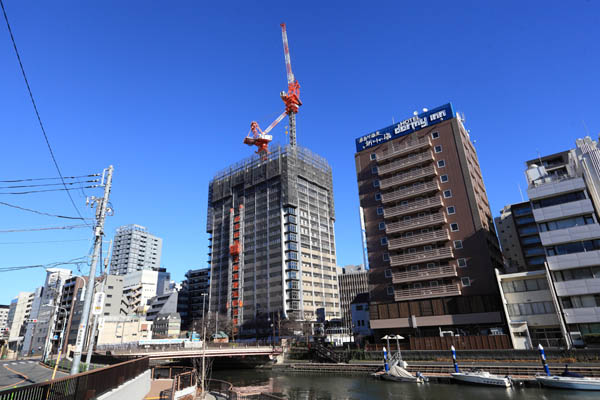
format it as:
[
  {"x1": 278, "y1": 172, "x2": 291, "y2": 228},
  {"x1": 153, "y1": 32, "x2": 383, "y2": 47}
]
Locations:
[
  {"x1": 451, "y1": 369, "x2": 512, "y2": 387},
  {"x1": 536, "y1": 366, "x2": 600, "y2": 391},
  {"x1": 373, "y1": 360, "x2": 426, "y2": 383}
]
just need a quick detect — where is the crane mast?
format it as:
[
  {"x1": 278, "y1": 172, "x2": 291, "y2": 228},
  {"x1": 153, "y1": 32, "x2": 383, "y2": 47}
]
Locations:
[{"x1": 280, "y1": 23, "x2": 301, "y2": 148}]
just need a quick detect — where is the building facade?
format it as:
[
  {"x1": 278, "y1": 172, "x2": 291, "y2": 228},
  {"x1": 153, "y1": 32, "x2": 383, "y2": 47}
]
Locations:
[
  {"x1": 350, "y1": 293, "x2": 372, "y2": 337},
  {"x1": 0, "y1": 305, "x2": 9, "y2": 339},
  {"x1": 122, "y1": 269, "x2": 170, "y2": 314},
  {"x1": 495, "y1": 202, "x2": 546, "y2": 272},
  {"x1": 7, "y1": 292, "x2": 33, "y2": 348},
  {"x1": 185, "y1": 268, "x2": 210, "y2": 326},
  {"x1": 208, "y1": 145, "x2": 339, "y2": 333},
  {"x1": 152, "y1": 313, "x2": 181, "y2": 338},
  {"x1": 96, "y1": 316, "x2": 152, "y2": 346},
  {"x1": 110, "y1": 225, "x2": 163, "y2": 275},
  {"x1": 338, "y1": 265, "x2": 368, "y2": 332},
  {"x1": 355, "y1": 104, "x2": 504, "y2": 339}
]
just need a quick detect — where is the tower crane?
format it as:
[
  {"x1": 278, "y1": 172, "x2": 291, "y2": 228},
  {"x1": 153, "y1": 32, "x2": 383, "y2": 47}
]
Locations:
[{"x1": 244, "y1": 23, "x2": 302, "y2": 159}]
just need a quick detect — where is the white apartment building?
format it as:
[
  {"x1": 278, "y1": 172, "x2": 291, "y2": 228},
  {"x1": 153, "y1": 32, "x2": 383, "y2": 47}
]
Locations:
[
  {"x1": 6, "y1": 291, "x2": 33, "y2": 351},
  {"x1": 122, "y1": 269, "x2": 170, "y2": 314},
  {"x1": 110, "y1": 224, "x2": 163, "y2": 275}
]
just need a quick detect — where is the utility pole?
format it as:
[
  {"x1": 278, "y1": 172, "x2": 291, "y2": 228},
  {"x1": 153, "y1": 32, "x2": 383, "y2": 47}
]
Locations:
[
  {"x1": 84, "y1": 239, "x2": 112, "y2": 370},
  {"x1": 200, "y1": 293, "x2": 207, "y2": 399},
  {"x1": 71, "y1": 165, "x2": 113, "y2": 375}
]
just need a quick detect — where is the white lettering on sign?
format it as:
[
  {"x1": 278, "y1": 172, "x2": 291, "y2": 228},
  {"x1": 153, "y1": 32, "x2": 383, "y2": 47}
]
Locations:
[{"x1": 92, "y1": 292, "x2": 106, "y2": 315}]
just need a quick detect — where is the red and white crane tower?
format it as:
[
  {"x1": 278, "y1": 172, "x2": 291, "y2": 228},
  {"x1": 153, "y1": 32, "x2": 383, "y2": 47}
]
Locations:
[{"x1": 243, "y1": 23, "x2": 302, "y2": 159}]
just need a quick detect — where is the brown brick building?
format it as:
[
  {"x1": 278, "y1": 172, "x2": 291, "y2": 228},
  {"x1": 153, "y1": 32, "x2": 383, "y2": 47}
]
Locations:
[{"x1": 354, "y1": 104, "x2": 505, "y2": 340}]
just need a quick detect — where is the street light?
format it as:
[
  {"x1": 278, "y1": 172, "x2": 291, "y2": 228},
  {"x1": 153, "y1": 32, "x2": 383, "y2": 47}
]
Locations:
[{"x1": 200, "y1": 292, "x2": 208, "y2": 400}]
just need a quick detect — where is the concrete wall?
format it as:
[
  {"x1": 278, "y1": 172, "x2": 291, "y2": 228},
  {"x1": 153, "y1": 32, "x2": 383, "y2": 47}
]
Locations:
[{"x1": 97, "y1": 369, "x2": 151, "y2": 400}]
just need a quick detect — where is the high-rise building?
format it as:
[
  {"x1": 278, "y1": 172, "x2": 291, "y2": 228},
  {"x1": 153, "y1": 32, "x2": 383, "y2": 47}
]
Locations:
[
  {"x1": 7, "y1": 292, "x2": 34, "y2": 351},
  {"x1": 110, "y1": 225, "x2": 163, "y2": 275},
  {"x1": 524, "y1": 140, "x2": 600, "y2": 343},
  {"x1": 338, "y1": 265, "x2": 368, "y2": 332},
  {"x1": 185, "y1": 268, "x2": 210, "y2": 326},
  {"x1": 495, "y1": 202, "x2": 546, "y2": 272},
  {"x1": 207, "y1": 145, "x2": 339, "y2": 332},
  {"x1": 354, "y1": 104, "x2": 504, "y2": 340}
]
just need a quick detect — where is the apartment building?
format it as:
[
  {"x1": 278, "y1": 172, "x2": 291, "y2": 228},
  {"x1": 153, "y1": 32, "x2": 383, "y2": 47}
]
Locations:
[
  {"x1": 525, "y1": 140, "x2": 600, "y2": 342},
  {"x1": 354, "y1": 104, "x2": 504, "y2": 340},
  {"x1": 496, "y1": 202, "x2": 546, "y2": 272},
  {"x1": 184, "y1": 268, "x2": 210, "y2": 328},
  {"x1": 338, "y1": 265, "x2": 368, "y2": 332},
  {"x1": 208, "y1": 145, "x2": 339, "y2": 333},
  {"x1": 0, "y1": 305, "x2": 9, "y2": 339},
  {"x1": 6, "y1": 292, "x2": 34, "y2": 352},
  {"x1": 122, "y1": 269, "x2": 170, "y2": 314},
  {"x1": 110, "y1": 225, "x2": 163, "y2": 275}
]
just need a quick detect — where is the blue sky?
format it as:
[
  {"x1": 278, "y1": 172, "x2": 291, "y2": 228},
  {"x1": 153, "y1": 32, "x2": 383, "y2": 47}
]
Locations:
[{"x1": 0, "y1": 1, "x2": 598, "y2": 304}]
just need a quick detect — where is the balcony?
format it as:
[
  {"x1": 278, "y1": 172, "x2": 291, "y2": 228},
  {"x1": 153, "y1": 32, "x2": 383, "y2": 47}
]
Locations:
[
  {"x1": 378, "y1": 151, "x2": 434, "y2": 176},
  {"x1": 394, "y1": 283, "x2": 461, "y2": 301},
  {"x1": 384, "y1": 196, "x2": 443, "y2": 219},
  {"x1": 381, "y1": 181, "x2": 440, "y2": 204},
  {"x1": 388, "y1": 229, "x2": 450, "y2": 250},
  {"x1": 390, "y1": 247, "x2": 454, "y2": 267},
  {"x1": 386, "y1": 213, "x2": 446, "y2": 234},
  {"x1": 392, "y1": 265, "x2": 458, "y2": 284},
  {"x1": 377, "y1": 137, "x2": 432, "y2": 162},
  {"x1": 380, "y1": 165, "x2": 437, "y2": 190}
]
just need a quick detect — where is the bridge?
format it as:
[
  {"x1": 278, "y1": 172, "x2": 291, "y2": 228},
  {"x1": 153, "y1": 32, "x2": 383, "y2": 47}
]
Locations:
[{"x1": 101, "y1": 344, "x2": 283, "y2": 361}]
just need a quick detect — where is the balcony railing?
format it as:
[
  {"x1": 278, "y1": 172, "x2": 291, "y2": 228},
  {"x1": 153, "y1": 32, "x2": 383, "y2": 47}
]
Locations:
[
  {"x1": 377, "y1": 151, "x2": 434, "y2": 176},
  {"x1": 392, "y1": 265, "x2": 458, "y2": 284},
  {"x1": 380, "y1": 165, "x2": 437, "y2": 190},
  {"x1": 384, "y1": 196, "x2": 443, "y2": 219},
  {"x1": 377, "y1": 137, "x2": 432, "y2": 162},
  {"x1": 390, "y1": 247, "x2": 454, "y2": 267},
  {"x1": 381, "y1": 181, "x2": 440, "y2": 204},
  {"x1": 388, "y1": 229, "x2": 450, "y2": 250},
  {"x1": 394, "y1": 283, "x2": 461, "y2": 301},
  {"x1": 386, "y1": 212, "x2": 446, "y2": 234}
]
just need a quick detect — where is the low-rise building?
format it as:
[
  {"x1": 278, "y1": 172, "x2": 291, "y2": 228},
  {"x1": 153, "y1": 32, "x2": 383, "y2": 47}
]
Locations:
[
  {"x1": 350, "y1": 293, "x2": 372, "y2": 338},
  {"x1": 97, "y1": 316, "x2": 152, "y2": 345},
  {"x1": 152, "y1": 313, "x2": 181, "y2": 338},
  {"x1": 337, "y1": 265, "x2": 368, "y2": 334},
  {"x1": 0, "y1": 305, "x2": 10, "y2": 339}
]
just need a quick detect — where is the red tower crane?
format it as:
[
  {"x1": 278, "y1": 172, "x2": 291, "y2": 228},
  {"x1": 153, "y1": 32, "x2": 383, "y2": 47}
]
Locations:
[{"x1": 243, "y1": 23, "x2": 302, "y2": 159}]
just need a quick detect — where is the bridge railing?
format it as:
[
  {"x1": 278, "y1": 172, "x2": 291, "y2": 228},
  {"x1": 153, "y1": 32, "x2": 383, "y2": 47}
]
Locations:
[{"x1": 0, "y1": 356, "x2": 149, "y2": 400}]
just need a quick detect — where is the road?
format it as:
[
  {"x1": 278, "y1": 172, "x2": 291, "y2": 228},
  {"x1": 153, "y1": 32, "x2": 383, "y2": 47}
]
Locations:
[{"x1": 0, "y1": 359, "x2": 67, "y2": 389}]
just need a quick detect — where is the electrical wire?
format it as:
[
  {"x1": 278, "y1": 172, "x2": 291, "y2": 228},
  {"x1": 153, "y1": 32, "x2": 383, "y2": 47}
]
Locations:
[
  {"x1": 0, "y1": 224, "x2": 89, "y2": 233},
  {"x1": 0, "y1": 0, "x2": 92, "y2": 227},
  {"x1": 0, "y1": 185, "x2": 99, "y2": 195},
  {"x1": 0, "y1": 174, "x2": 99, "y2": 183},
  {"x1": 0, "y1": 257, "x2": 89, "y2": 272},
  {"x1": 0, "y1": 180, "x2": 99, "y2": 189},
  {"x1": 0, "y1": 239, "x2": 90, "y2": 245},
  {"x1": 0, "y1": 200, "x2": 91, "y2": 220}
]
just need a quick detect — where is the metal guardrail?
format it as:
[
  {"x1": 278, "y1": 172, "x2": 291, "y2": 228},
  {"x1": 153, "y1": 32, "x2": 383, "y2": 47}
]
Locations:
[{"x1": 0, "y1": 356, "x2": 149, "y2": 400}]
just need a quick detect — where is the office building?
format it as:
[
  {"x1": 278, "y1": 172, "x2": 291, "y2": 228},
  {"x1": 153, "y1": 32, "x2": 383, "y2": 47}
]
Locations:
[
  {"x1": 58, "y1": 276, "x2": 87, "y2": 354},
  {"x1": 495, "y1": 202, "x2": 546, "y2": 272},
  {"x1": 21, "y1": 287, "x2": 43, "y2": 356},
  {"x1": 207, "y1": 145, "x2": 339, "y2": 333},
  {"x1": 7, "y1": 292, "x2": 34, "y2": 352},
  {"x1": 338, "y1": 265, "x2": 368, "y2": 332},
  {"x1": 525, "y1": 140, "x2": 600, "y2": 343},
  {"x1": 122, "y1": 269, "x2": 170, "y2": 314},
  {"x1": 354, "y1": 104, "x2": 504, "y2": 341},
  {"x1": 185, "y1": 268, "x2": 210, "y2": 325},
  {"x1": 110, "y1": 224, "x2": 163, "y2": 275}
]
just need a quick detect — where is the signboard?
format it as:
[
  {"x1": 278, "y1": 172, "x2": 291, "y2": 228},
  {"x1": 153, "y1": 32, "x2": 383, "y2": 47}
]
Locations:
[
  {"x1": 92, "y1": 292, "x2": 106, "y2": 315},
  {"x1": 355, "y1": 103, "x2": 455, "y2": 152}
]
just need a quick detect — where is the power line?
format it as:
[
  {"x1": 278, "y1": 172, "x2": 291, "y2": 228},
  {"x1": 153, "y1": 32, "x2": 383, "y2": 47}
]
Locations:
[
  {"x1": 0, "y1": 224, "x2": 89, "y2": 233},
  {"x1": 0, "y1": 174, "x2": 99, "y2": 183},
  {"x1": 0, "y1": 179, "x2": 99, "y2": 189},
  {"x1": 0, "y1": 0, "x2": 91, "y2": 227},
  {"x1": 0, "y1": 185, "x2": 99, "y2": 195},
  {"x1": 0, "y1": 200, "x2": 91, "y2": 220},
  {"x1": 0, "y1": 257, "x2": 89, "y2": 272},
  {"x1": 0, "y1": 238, "x2": 89, "y2": 245}
]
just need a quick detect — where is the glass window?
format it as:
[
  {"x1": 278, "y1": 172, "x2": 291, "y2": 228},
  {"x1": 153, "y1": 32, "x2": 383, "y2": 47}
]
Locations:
[
  {"x1": 532, "y1": 191, "x2": 586, "y2": 209},
  {"x1": 450, "y1": 223, "x2": 459, "y2": 232},
  {"x1": 532, "y1": 302, "x2": 546, "y2": 314},
  {"x1": 375, "y1": 193, "x2": 382, "y2": 201},
  {"x1": 458, "y1": 258, "x2": 467, "y2": 268},
  {"x1": 371, "y1": 166, "x2": 378, "y2": 174},
  {"x1": 519, "y1": 303, "x2": 532, "y2": 315},
  {"x1": 370, "y1": 153, "x2": 377, "y2": 160},
  {"x1": 525, "y1": 279, "x2": 539, "y2": 291},
  {"x1": 544, "y1": 302, "x2": 555, "y2": 313},
  {"x1": 383, "y1": 253, "x2": 390, "y2": 261},
  {"x1": 440, "y1": 175, "x2": 449, "y2": 183},
  {"x1": 437, "y1": 160, "x2": 446, "y2": 168},
  {"x1": 461, "y1": 277, "x2": 471, "y2": 286},
  {"x1": 444, "y1": 190, "x2": 452, "y2": 198},
  {"x1": 432, "y1": 131, "x2": 439, "y2": 139},
  {"x1": 513, "y1": 280, "x2": 526, "y2": 292},
  {"x1": 385, "y1": 269, "x2": 392, "y2": 278},
  {"x1": 434, "y1": 145, "x2": 443, "y2": 153},
  {"x1": 373, "y1": 180, "x2": 380, "y2": 188},
  {"x1": 379, "y1": 222, "x2": 386, "y2": 230},
  {"x1": 377, "y1": 207, "x2": 384, "y2": 215},
  {"x1": 536, "y1": 278, "x2": 549, "y2": 290},
  {"x1": 502, "y1": 281, "x2": 514, "y2": 293},
  {"x1": 561, "y1": 297, "x2": 573, "y2": 309},
  {"x1": 387, "y1": 286, "x2": 394, "y2": 295},
  {"x1": 454, "y1": 240, "x2": 463, "y2": 249},
  {"x1": 380, "y1": 237, "x2": 388, "y2": 245},
  {"x1": 447, "y1": 206, "x2": 456, "y2": 215}
]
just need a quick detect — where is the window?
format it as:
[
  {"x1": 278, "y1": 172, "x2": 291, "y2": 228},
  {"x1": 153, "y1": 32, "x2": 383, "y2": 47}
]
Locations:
[
  {"x1": 450, "y1": 223, "x2": 459, "y2": 232},
  {"x1": 387, "y1": 286, "x2": 394, "y2": 296},
  {"x1": 370, "y1": 153, "x2": 377, "y2": 160},
  {"x1": 437, "y1": 160, "x2": 446, "y2": 168},
  {"x1": 377, "y1": 207, "x2": 384, "y2": 215},
  {"x1": 373, "y1": 180, "x2": 380, "y2": 188},
  {"x1": 546, "y1": 239, "x2": 600, "y2": 257},
  {"x1": 454, "y1": 240, "x2": 463, "y2": 249},
  {"x1": 379, "y1": 222, "x2": 386, "y2": 230},
  {"x1": 383, "y1": 253, "x2": 390, "y2": 261},
  {"x1": 458, "y1": 258, "x2": 467, "y2": 268},
  {"x1": 443, "y1": 190, "x2": 452, "y2": 198},
  {"x1": 381, "y1": 237, "x2": 388, "y2": 245},
  {"x1": 447, "y1": 206, "x2": 456, "y2": 215},
  {"x1": 385, "y1": 269, "x2": 392, "y2": 278},
  {"x1": 375, "y1": 193, "x2": 382, "y2": 201},
  {"x1": 431, "y1": 131, "x2": 439, "y2": 139},
  {"x1": 461, "y1": 277, "x2": 471, "y2": 287},
  {"x1": 434, "y1": 145, "x2": 443, "y2": 153},
  {"x1": 539, "y1": 215, "x2": 595, "y2": 232},
  {"x1": 371, "y1": 166, "x2": 378, "y2": 174},
  {"x1": 440, "y1": 175, "x2": 449, "y2": 183}
]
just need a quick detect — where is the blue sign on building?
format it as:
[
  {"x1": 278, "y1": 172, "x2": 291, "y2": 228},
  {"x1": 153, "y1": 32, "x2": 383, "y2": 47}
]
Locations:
[{"x1": 355, "y1": 103, "x2": 455, "y2": 152}]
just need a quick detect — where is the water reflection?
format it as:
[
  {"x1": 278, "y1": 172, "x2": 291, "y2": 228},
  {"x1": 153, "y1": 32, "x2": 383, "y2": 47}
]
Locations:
[{"x1": 211, "y1": 369, "x2": 600, "y2": 400}]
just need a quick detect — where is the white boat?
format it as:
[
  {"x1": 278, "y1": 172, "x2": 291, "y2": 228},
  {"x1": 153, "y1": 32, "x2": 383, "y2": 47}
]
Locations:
[
  {"x1": 451, "y1": 370, "x2": 512, "y2": 387},
  {"x1": 536, "y1": 375, "x2": 600, "y2": 391},
  {"x1": 372, "y1": 361, "x2": 426, "y2": 383}
]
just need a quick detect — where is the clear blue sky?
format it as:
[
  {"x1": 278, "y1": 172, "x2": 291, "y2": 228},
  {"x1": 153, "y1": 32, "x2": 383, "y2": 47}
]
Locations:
[{"x1": 0, "y1": 1, "x2": 598, "y2": 304}]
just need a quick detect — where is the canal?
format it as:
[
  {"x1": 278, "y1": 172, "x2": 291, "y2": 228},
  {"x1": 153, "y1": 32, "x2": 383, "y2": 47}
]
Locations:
[{"x1": 211, "y1": 369, "x2": 599, "y2": 399}]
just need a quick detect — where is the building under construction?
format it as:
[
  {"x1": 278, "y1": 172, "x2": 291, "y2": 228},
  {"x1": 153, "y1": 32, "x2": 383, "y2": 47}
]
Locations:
[{"x1": 207, "y1": 144, "x2": 340, "y2": 329}]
